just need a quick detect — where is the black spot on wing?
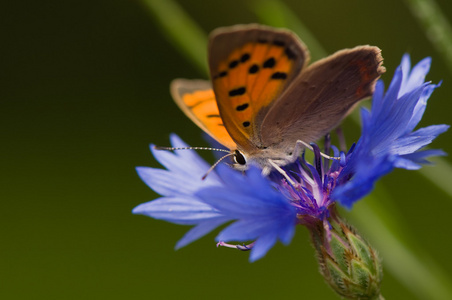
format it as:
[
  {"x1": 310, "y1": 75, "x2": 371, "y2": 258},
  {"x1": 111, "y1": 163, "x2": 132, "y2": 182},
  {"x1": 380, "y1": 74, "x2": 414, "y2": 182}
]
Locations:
[
  {"x1": 229, "y1": 87, "x2": 246, "y2": 97},
  {"x1": 249, "y1": 64, "x2": 259, "y2": 74},
  {"x1": 240, "y1": 53, "x2": 250, "y2": 63},
  {"x1": 229, "y1": 60, "x2": 239, "y2": 69},
  {"x1": 225, "y1": 53, "x2": 250, "y2": 73},
  {"x1": 271, "y1": 72, "x2": 287, "y2": 79},
  {"x1": 213, "y1": 71, "x2": 227, "y2": 79},
  {"x1": 242, "y1": 121, "x2": 250, "y2": 128},
  {"x1": 273, "y1": 40, "x2": 285, "y2": 46},
  {"x1": 235, "y1": 103, "x2": 249, "y2": 111},
  {"x1": 206, "y1": 114, "x2": 221, "y2": 118},
  {"x1": 263, "y1": 57, "x2": 276, "y2": 68}
]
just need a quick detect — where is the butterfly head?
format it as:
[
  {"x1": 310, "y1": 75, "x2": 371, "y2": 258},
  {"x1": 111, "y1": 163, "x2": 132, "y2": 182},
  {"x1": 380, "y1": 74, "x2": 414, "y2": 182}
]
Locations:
[
  {"x1": 230, "y1": 147, "x2": 297, "y2": 175},
  {"x1": 230, "y1": 148, "x2": 284, "y2": 174}
]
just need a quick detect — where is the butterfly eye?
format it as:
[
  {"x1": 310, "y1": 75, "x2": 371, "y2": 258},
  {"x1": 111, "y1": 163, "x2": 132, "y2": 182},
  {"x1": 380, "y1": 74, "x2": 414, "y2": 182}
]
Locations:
[{"x1": 234, "y1": 150, "x2": 247, "y2": 165}]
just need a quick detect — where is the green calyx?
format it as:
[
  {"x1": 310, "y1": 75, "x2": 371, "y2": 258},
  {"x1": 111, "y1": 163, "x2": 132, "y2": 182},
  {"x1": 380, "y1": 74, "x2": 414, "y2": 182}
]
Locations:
[{"x1": 305, "y1": 206, "x2": 383, "y2": 300}]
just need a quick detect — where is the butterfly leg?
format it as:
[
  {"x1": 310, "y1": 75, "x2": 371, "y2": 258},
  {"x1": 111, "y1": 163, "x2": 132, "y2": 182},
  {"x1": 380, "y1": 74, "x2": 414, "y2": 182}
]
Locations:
[
  {"x1": 294, "y1": 140, "x2": 340, "y2": 161},
  {"x1": 217, "y1": 241, "x2": 254, "y2": 251},
  {"x1": 268, "y1": 159, "x2": 296, "y2": 186}
]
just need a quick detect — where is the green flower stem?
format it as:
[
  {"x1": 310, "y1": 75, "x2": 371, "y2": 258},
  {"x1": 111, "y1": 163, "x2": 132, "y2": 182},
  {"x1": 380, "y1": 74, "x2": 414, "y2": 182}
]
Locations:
[{"x1": 404, "y1": 0, "x2": 452, "y2": 72}]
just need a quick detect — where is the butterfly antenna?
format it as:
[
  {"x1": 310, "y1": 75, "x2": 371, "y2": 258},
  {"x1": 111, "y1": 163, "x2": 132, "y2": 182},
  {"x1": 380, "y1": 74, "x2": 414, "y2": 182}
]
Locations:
[
  {"x1": 201, "y1": 152, "x2": 235, "y2": 180},
  {"x1": 154, "y1": 146, "x2": 230, "y2": 153},
  {"x1": 153, "y1": 145, "x2": 234, "y2": 180}
]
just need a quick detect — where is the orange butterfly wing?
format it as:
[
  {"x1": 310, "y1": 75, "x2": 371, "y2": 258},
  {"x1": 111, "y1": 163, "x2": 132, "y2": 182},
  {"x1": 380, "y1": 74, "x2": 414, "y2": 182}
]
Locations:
[
  {"x1": 208, "y1": 25, "x2": 309, "y2": 152},
  {"x1": 170, "y1": 79, "x2": 237, "y2": 150}
]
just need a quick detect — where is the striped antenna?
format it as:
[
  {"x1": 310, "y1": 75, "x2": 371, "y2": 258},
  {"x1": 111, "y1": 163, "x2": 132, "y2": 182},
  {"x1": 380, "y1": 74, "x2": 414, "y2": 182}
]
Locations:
[
  {"x1": 153, "y1": 145, "x2": 234, "y2": 180},
  {"x1": 154, "y1": 146, "x2": 230, "y2": 153}
]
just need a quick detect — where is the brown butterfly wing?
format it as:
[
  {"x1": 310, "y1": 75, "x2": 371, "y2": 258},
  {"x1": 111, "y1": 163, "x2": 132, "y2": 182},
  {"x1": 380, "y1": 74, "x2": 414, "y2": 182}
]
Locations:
[
  {"x1": 208, "y1": 24, "x2": 310, "y2": 153},
  {"x1": 171, "y1": 79, "x2": 237, "y2": 150},
  {"x1": 260, "y1": 46, "x2": 385, "y2": 150}
]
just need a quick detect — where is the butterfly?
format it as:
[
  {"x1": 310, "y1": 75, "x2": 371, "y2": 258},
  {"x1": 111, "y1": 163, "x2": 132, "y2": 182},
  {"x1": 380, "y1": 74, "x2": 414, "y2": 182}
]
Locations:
[{"x1": 170, "y1": 24, "x2": 385, "y2": 174}]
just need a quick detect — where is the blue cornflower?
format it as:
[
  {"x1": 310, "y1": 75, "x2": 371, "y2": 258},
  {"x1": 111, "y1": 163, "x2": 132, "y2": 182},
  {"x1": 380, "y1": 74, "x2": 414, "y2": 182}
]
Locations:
[
  {"x1": 134, "y1": 55, "x2": 447, "y2": 261},
  {"x1": 333, "y1": 54, "x2": 449, "y2": 208}
]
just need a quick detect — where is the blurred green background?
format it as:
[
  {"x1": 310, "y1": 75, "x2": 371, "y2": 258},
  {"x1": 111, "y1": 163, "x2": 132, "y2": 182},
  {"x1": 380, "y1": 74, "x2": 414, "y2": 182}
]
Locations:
[{"x1": 2, "y1": 0, "x2": 452, "y2": 299}]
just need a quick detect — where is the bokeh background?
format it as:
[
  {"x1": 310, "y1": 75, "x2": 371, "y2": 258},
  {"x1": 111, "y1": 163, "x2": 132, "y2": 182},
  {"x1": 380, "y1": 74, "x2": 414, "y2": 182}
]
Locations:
[{"x1": 2, "y1": 0, "x2": 452, "y2": 299}]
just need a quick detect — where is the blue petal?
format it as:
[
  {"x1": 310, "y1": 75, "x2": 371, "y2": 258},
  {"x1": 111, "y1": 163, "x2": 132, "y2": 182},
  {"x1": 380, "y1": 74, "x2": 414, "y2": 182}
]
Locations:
[
  {"x1": 132, "y1": 196, "x2": 223, "y2": 225},
  {"x1": 334, "y1": 155, "x2": 394, "y2": 209},
  {"x1": 199, "y1": 184, "x2": 295, "y2": 220},
  {"x1": 381, "y1": 66, "x2": 403, "y2": 113},
  {"x1": 175, "y1": 217, "x2": 232, "y2": 249},
  {"x1": 136, "y1": 167, "x2": 217, "y2": 197},
  {"x1": 279, "y1": 221, "x2": 296, "y2": 245},
  {"x1": 400, "y1": 149, "x2": 447, "y2": 165},
  {"x1": 392, "y1": 157, "x2": 422, "y2": 170},
  {"x1": 200, "y1": 190, "x2": 273, "y2": 218},
  {"x1": 411, "y1": 124, "x2": 450, "y2": 138},
  {"x1": 400, "y1": 56, "x2": 431, "y2": 96},
  {"x1": 217, "y1": 219, "x2": 272, "y2": 241},
  {"x1": 369, "y1": 80, "x2": 385, "y2": 117},
  {"x1": 219, "y1": 166, "x2": 280, "y2": 201},
  {"x1": 406, "y1": 82, "x2": 440, "y2": 132},
  {"x1": 249, "y1": 232, "x2": 278, "y2": 262},
  {"x1": 389, "y1": 124, "x2": 449, "y2": 155},
  {"x1": 399, "y1": 53, "x2": 411, "y2": 89},
  {"x1": 151, "y1": 144, "x2": 211, "y2": 180},
  {"x1": 370, "y1": 86, "x2": 424, "y2": 154}
]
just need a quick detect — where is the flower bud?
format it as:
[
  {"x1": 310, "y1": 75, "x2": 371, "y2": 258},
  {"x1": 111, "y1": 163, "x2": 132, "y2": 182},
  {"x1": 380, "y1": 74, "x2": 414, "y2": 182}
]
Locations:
[{"x1": 302, "y1": 206, "x2": 383, "y2": 299}]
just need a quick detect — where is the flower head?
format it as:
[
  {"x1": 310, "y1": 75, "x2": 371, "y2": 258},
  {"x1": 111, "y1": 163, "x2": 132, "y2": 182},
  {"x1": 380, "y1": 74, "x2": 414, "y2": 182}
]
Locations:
[{"x1": 134, "y1": 55, "x2": 447, "y2": 262}]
